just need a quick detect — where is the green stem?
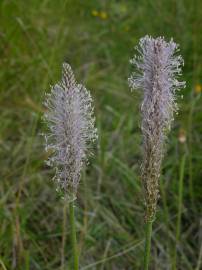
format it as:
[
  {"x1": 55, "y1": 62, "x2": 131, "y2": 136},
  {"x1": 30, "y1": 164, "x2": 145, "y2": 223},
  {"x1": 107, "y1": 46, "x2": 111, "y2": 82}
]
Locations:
[
  {"x1": 0, "y1": 258, "x2": 7, "y2": 270},
  {"x1": 143, "y1": 220, "x2": 153, "y2": 270},
  {"x1": 188, "y1": 95, "x2": 196, "y2": 210},
  {"x1": 172, "y1": 154, "x2": 186, "y2": 270},
  {"x1": 69, "y1": 201, "x2": 79, "y2": 270}
]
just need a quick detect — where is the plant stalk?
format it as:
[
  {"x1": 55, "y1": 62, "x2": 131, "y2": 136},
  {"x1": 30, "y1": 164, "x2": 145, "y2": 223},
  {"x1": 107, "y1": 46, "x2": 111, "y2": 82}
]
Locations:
[
  {"x1": 143, "y1": 220, "x2": 153, "y2": 270},
  {"x1": 172, "y1": 154, "x2": 186, "y2": 270},
  {"x1": 69, "y1": 201, "x2": 79, "y2": 270}
]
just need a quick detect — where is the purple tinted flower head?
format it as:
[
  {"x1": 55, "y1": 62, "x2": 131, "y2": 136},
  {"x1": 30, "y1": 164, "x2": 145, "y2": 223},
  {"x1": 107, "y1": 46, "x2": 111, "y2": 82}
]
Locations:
[
  {"x1": 44, "y1": 63, "x2": 97, "y2": 201},
  {"x1": 129, "y1": 36, "x2": 185, "y2": 221}
]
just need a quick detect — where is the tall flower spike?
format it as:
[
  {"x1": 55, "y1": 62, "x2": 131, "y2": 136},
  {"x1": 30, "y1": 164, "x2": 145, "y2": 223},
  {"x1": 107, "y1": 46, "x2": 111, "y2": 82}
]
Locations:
[
  {"x1": 129, "y1": 36, "x2": 185, "y2": 221},
  {"x1": 44, "y1": 63, "x2": 97, "y2": 201}
]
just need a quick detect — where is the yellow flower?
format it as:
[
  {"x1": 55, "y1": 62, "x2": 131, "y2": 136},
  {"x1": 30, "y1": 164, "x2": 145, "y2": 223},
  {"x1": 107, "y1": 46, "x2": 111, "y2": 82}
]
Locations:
[
  {"x1": 194, "y1": 84, "x2": 202, "y2": 94},
  {"x1": 178, "y1": 128, "x2": 186, "y2": 144},
  {"x1": 92, "y1": 10, "x2": 99, "y2": 17},
  {"x1": 99, "y1": 11, "x2": 108, "y2": 20}
]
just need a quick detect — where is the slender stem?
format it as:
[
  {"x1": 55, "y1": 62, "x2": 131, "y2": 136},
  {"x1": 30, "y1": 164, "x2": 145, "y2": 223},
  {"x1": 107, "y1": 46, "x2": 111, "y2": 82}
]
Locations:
[
  {"x1": 188, "y1": 94, "x2": 195, "y2": 210},
  {"x1": 69, "y1": 201, "x2": 79, "y2": 270},
  {"x1": 0, "y1": 258, "x2": 7, "y2": 270},
  {"x1": 176, "y1": 155, "x2": 186, "y2": 243},
  {"x1": 160, "y1": 177, "x2": 169, "y2": 226},
  {"x1": 61, "y1": 201, "x2": 67, "y2": 270},
  {"x1": 143, "y1": 220, "x2": 153, "y2": 270},
  {"x1": 172, "y1": 154, "x2": 186, "y2": 270}
]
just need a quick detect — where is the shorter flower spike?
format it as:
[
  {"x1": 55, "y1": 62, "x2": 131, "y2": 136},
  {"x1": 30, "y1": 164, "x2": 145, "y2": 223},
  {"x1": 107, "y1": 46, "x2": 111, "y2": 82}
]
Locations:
[
  {"x1": 44, "y1": 63, "x2": 97, "y2": 201},
  {"x1": 129, "y1": 36, "x2": 185, "y2": 221}
]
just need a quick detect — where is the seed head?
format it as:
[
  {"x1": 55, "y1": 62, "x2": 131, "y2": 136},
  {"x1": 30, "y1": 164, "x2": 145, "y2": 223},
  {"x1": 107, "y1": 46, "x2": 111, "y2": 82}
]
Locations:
[
  {"x1": 44, "y1": 63, "x2": 97, "y2": 201},
  {"x1": 129, "y1": 36, "x2": 185, "y2": 221}
]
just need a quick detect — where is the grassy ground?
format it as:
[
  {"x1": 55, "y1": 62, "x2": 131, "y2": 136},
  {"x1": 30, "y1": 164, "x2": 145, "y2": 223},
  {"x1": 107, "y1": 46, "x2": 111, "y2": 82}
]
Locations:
[{"x1": 0, "y1": 0, "x2": 202, "y2": 269}]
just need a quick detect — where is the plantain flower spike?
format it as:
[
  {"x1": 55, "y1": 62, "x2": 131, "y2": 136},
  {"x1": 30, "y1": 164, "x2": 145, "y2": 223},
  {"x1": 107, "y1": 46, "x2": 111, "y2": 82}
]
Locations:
[
  {"x1": 129, "y1": 36, "x2": 185, "y2": 221},
  {"x1": 44, "y1": 63, "x2": 97, "y2": 201}
]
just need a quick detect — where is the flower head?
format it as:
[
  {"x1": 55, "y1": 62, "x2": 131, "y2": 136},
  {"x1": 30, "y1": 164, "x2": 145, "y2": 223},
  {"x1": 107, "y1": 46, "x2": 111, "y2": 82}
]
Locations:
[
  {"x1": 129, "y1": 36, "x2": 185, "y2": 221},
  {"x1": 44, "y1": 63, "x2": 97, "y2": 200},
  {"x1": 194, "y1": 84, "x2": 202, "y2": 94},
  {"x1": 99, "y1": 11, "x2": 108, "y2": 20},
  {"x1": 178, "y1": 128, "x2": 186, "y2": 144},
  {"x1": 92, "y1": 10, "x2": 99, "y2": 17}
]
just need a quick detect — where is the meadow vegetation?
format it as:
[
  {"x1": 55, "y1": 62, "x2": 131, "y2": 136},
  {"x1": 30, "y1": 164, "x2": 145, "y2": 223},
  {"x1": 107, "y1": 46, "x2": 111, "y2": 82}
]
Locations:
[{"x1": 0, "y1": 0, "x2": 202, "y2": 269}]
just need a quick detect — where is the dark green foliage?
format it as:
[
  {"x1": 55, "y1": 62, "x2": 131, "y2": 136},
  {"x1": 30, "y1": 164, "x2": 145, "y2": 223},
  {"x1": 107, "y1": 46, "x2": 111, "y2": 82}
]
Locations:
[{"x1": 0, "y1": 0, "x2": 201, "y2": 269}]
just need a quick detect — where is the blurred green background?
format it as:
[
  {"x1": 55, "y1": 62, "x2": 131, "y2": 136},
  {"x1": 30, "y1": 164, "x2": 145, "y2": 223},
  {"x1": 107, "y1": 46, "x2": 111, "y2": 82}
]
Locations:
[{"x1": 0, "y1": 0, "x2": 202, "y2": 269}]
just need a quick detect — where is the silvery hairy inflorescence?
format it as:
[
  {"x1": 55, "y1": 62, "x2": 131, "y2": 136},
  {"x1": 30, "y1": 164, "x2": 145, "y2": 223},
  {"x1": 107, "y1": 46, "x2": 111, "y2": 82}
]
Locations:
[
  {"x1": 129, "y1": 36, "x2": 185, "y2": 221},
  {"x1": 44, "y1": 63, "x2": 97, "y2": 201}
]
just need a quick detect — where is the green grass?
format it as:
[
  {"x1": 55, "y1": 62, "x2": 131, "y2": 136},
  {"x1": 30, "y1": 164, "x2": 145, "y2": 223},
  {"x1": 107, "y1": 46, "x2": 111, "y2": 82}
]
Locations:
[{"x1": 0, "y1": 0, "x2": 202, "y2": 269}]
